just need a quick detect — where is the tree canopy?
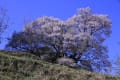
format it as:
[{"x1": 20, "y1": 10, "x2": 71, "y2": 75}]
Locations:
[{"x1": 6, "y1": 7, "x2": 112, "y2": 72}]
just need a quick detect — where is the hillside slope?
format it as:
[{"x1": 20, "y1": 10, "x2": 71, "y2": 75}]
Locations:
[{"x1": 0, "y1": 50, "x2": 120, "y2": 80}]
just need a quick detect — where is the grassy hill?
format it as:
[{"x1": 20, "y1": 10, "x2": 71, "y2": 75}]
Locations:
[{"x1": 0, "y1": 50, "x2": 120, "y2": 80}]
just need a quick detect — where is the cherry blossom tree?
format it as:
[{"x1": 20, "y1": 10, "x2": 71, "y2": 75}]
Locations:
[{"x1": 6, "y1": 7, "x2": 112, "y2": 72}]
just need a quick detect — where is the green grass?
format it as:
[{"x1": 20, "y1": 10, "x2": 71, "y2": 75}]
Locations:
[{"x1": 0, "y1": 50, "x2": 120, "y2": 80}]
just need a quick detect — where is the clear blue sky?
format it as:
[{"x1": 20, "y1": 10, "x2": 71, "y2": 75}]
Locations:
[{"x1": 0, "y1": 0, "x2": 120, "y2": 61}]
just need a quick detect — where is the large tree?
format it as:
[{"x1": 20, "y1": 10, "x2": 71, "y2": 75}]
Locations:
[{"x1": 6, "y1": 7, "x2": 112, "y2": 72}]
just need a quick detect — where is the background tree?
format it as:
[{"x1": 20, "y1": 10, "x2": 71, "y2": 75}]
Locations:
[
  {"x1": 114, "y1": 42, "x2": 120, "y2": 75},
  {"x1": 0, "y1": 7, "x2": 9, "y2": 43},
  {"x1": 6, "y1": 7, "x2": 112, "y2": 72},
  {"x1": 114, "y1": 57, "x2": 120, "y2": 75}
]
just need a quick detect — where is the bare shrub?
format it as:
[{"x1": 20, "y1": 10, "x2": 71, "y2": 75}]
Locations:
[{"x1": 57, "y1": 58, "x2": 79, "y2": 68}]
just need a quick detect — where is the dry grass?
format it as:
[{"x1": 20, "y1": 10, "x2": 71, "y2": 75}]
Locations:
[{"x1": 0, "y1": 50, "x2": 120, "y2": 80}]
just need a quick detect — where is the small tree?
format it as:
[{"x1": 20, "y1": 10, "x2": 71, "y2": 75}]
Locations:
[
  {"x1": 114, "y1": 43, "x2": 120, "y2": 75},
  {"x1": 6, "y1": 7, "x2": 112, "y2": 72},
  {"x1": 114, "y1": 57, "x2": 120, "y2": 75},
  {"x1": 0, "y1": 7, "x2": 9, "y2": 43}
]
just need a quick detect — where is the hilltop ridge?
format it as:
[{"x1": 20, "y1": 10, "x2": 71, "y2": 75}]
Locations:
[{"x1": 0, "y1": 50, "x2": 119, "y2": 80}]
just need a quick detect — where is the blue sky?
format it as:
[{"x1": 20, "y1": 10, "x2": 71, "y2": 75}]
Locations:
[{"x1": 0, "y1": 0, "x2": 120, "y2": 61}]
